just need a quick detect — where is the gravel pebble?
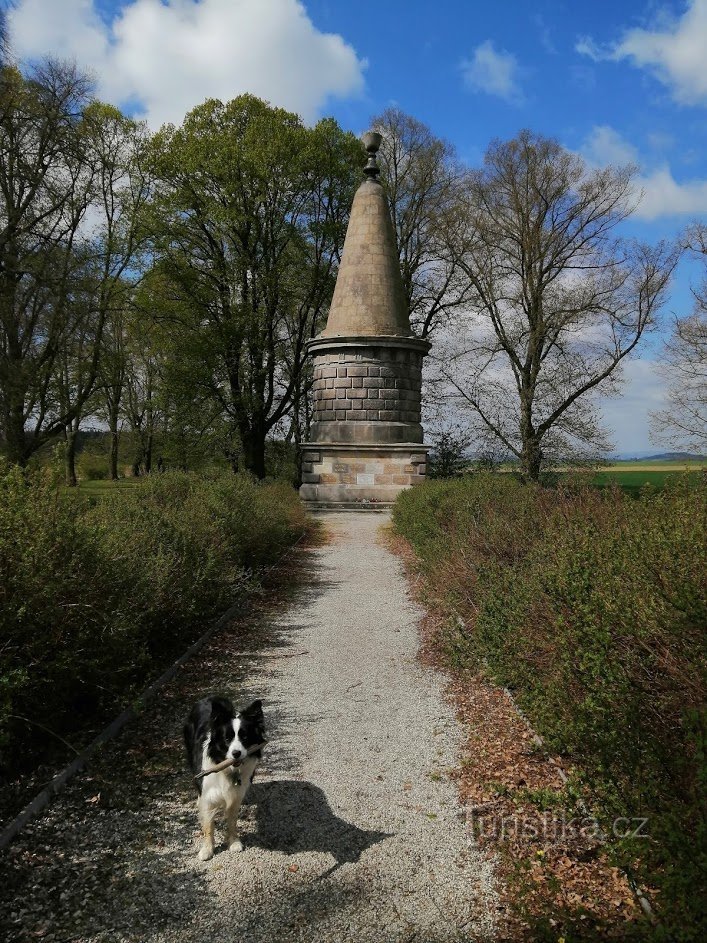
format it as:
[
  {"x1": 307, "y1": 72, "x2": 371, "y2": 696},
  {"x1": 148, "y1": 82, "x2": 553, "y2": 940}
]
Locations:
[{"x1": 1, "y1": 512, "x2": 497, "y2": 943}]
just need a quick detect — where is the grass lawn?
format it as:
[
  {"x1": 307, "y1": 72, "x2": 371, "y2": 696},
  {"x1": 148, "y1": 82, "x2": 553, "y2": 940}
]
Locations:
[{"x1": 62, "y1": 477, "x2": 143, "y2": 502}]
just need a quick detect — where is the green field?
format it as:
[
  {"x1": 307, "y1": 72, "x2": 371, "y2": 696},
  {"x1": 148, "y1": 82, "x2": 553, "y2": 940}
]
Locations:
[
  {"x1": 487, "y1": 459, "x2": 706, "y2": 495},
  {"x1": 592, "y1": 460, "x2": 706, "y2": 495}
]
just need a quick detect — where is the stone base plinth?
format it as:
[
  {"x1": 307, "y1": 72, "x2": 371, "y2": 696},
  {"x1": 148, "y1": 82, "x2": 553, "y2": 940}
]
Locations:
[{"x1": 299, "y1": 442, "x2": 428, "y2": 509}]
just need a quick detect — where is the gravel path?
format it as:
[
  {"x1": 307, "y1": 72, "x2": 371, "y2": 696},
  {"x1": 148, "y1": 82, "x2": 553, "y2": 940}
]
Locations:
[{"x1": 1, "y1": 512, "x2": 497, "y2": 943}]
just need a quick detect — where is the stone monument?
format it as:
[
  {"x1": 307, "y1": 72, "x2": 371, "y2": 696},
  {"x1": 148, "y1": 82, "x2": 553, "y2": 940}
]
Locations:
[{"x1": 299, "y1": 131, "x2": 430, "y2": 508}]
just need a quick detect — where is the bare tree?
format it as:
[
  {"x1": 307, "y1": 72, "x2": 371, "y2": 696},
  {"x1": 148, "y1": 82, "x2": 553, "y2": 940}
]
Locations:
[
  {"x1": 52, "y1": 268, "x2": 102, "y2": 485},
  {"x1": 0, "y1": 62, "x2": 96, "y2": 464},
  {"x1": 650, "y1": 222, "x2": 707, "y2": 451},
  {"x1": 0, "y1": 5, "x2": 10, "y2": 67},
  {"x1": 0, "y1": 64, "x2": 151, "y2": 468},
  {"x1": 122, "y1": 310, "x2": 165, "y2": 477},
  {"x1": 371, "y1": 107, "x2": 471, "y2": 338},
  {"x1": 95, "y1": 302, "x2": 128, "y2": 479},
  {"x1": 51, "y1": 108, "x2": 152, "y2": 484},
  {"x1": 437, "y1": 130, "x2": 677, "y2": 479}
]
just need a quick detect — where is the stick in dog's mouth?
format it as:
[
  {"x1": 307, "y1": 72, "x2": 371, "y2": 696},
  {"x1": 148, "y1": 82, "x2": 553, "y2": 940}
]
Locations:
[{"x1": 193, "y1": 741, "x2": 267, "y2": 781}]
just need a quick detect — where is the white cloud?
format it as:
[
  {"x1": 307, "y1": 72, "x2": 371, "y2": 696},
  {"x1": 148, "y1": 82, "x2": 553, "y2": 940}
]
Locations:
[
  {"x1": 614, "y1": 0, "x2": 707, "y2": 105},
  {"x1": 577, "y1": 0, "x2": 707, "y2": 106},
  {"x1": 461, "y1": 40, "x2": 523, "y2": 104},
  {"x1": 579, "y1": 125, "x2": 707, "y2": 220},
  {"x1": 575, "y1": 35, "x2": 605, "y2": 62},
  {"x1": 634, "y1": 165, "x2": 707, "y2": 220},
  {"x1": 582, "y1": 125, "x2": 638, "y2": 166},
  {"x1": 8, "y1": 0, "x2": 366, "y2": 127}
]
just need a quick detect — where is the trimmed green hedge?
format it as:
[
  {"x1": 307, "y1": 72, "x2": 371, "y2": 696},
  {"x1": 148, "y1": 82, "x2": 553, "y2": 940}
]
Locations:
[
  {"x1": 0, "y1": 466, "x2": 306, "y2": 770},
  {"x1": 393, "y1": 473, "x2": 706, "y2": 940}
]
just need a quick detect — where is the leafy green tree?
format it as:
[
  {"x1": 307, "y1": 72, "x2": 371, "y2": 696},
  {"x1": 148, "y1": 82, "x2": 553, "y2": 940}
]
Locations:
[
  {"x1": 428, "y1": 428, "x2": 470, "y2": 478},
  {"x1": 147, "y1": 94, "x2": 360, "y2": 477}
]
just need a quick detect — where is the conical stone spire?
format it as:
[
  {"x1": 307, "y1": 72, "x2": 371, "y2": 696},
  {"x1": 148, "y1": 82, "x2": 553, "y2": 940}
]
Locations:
[
  {"x1": 322, "y1": 132, "x2": 412, "y2": 338},
  {"x1": 299, "y1": 131, "x2": 430, "y2": 509}
]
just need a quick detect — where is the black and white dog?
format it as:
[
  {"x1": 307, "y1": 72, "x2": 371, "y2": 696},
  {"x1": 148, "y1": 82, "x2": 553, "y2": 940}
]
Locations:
[{"x1": 183, "y1": 696, "x2": 265, "y2": 860}]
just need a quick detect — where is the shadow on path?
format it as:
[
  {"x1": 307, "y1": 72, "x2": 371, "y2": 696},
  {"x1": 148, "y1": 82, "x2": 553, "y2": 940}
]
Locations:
[{"x1": 245, "y1": 779, "x2": 391, "y2": 877}]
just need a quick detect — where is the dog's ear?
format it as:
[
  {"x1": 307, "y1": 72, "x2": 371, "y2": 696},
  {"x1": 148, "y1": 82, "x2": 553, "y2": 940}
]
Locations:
[
  {"x1": 240, "y1": 699, "x2": 263, "y2": 720},
  {"x1": 209, "y1": 696, "x2": 234, "y2": 725}
]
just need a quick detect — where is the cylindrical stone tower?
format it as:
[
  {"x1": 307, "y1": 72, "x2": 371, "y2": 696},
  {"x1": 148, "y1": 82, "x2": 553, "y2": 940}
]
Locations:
[{"x1": 299, "y1": 132, "x2": 430, "y2": 509}]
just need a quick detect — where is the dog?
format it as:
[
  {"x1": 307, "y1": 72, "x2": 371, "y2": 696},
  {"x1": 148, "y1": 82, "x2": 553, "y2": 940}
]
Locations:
[{"x1": 183, "y1": 696, "x2": 265, "y2": 860}]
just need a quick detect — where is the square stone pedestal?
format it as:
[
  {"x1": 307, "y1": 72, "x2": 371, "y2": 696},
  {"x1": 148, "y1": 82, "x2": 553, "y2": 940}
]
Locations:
[{"x1": 299, "y1": 443, "x2": 428, "y2": 510}]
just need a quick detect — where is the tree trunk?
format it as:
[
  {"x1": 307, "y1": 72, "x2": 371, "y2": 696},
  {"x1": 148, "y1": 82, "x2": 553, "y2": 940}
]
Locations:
[
  {"x1": 224, "y1": 448, "x2": 240, "y2": 474},
  {"x1": 292, "y1": 375, "x2": 303, "y2": 488},
  {"x1": 109, "y1": 430, "x2": 119, "y2": 480},
  {"x1": 144, "y1": 383, "x2": 153, "y2": 474},
  {"x1": 242, "y1": 428, "x2": 266, "y2": 479},
  {"x1": 521, "y1": 437, "x2": 542, "y2": 482},
  {"x1": 519, "y1": 390, "x2": 542, "y2": 481},
  {"x1": 108, "y1": 406, "x2": 120, "y2": 480},
  {"x1": 294, "y1": 415, "x2": 304, "y2": 489},
  {"x1": 64, "y1": 426, "x2": 78, "y2": 487},
  {"x1": 4, "y1": 395, "x2": 27, "y2": 466}
]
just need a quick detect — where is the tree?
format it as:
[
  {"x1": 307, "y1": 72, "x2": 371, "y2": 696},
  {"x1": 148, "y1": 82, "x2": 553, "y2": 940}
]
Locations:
[
  {"x1": 54, "y1": 104, "x2": 151, "y2": 484},
  {"x1": 438, "y1": 130, "x2": 677, "y2": 480},
  {"x1": 0, "y1": 65, "x2": 150, "y2": 469},
  {"x1": 427, "y1": 427, "x2": 470, "y2": 478},
  {"x1": 122, "y1": 308, "x2": 164, "y2": 477},
  {"x1": 0, "y1": 62, "x2": 95, "y2": 464},
  {"x1": 52, "y1": 265, "x2": 101, "y2": 485},
  {"x1": 147, "y1": 95, "x2": 360, "y2": 477},
  {"x1": 371, "y1": 107, "x2": 470, "y2": 338},
  {"x1": 0, "y1": 6, "x2": 9, "y2": 66},
  {"x1": 650, "y1": 222, "x2": 707, "y2": 450},
  {"x1": 96, "y1": 301, "x2": 128, "y2": 480}
]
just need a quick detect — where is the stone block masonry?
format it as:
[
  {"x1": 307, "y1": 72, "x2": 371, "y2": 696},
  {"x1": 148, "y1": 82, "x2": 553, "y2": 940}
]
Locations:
[
  {"x1": 308, "y1": 338, "x2": 427, "y2": 447},
  {"x1": 312, "y1": 348, "x2": 422, "y2": 423},
  {"x1": 299, "y1": 444, "x2": 429, "y2": 508}
]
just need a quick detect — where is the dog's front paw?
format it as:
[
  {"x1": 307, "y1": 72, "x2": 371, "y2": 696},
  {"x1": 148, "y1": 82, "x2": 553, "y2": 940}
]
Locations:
[
  {"x1": 227, "y1": 838, "x2": 244, "y2": 853},
  {"x1": 198, "y1": 845, "x2": 214, "y2": 861}
]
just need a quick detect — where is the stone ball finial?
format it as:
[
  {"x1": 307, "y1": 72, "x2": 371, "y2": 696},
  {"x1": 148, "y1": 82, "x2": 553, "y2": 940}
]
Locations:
[{"x1": 362, "y1": 130, "x2": 382, "y2": 179}]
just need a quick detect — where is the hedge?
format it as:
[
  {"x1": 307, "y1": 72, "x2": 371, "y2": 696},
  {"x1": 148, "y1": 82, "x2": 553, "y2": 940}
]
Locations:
[
  {"x1": 393, "y1": 473, "x2": 706, "y2": 940},
  {"x1": 0, "y1": 466, "x2": 306, "y2": 772}
]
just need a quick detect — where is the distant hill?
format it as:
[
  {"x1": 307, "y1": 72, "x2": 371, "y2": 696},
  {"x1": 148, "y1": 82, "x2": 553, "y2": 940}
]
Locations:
[{"x1": 613, "y1": 452, "x2": 705, "y2": 462}]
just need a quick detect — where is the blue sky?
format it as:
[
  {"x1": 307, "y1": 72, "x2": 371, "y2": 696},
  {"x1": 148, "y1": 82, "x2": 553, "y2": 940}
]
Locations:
[{"x1": 8, "y1": 0, "x2": 707, "y2": 454}]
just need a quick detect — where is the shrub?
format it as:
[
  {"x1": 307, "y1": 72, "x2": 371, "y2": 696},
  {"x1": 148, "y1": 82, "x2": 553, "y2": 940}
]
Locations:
[
  {"x1": 78, "y1": 452, "x2": 109, "y2": 480},
  {"x1": 393, "y1": 473, "x2": 707, "y2": 940},
  {"x1": 0, "y1": 465, "x2": 306, "y2": 770}
]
